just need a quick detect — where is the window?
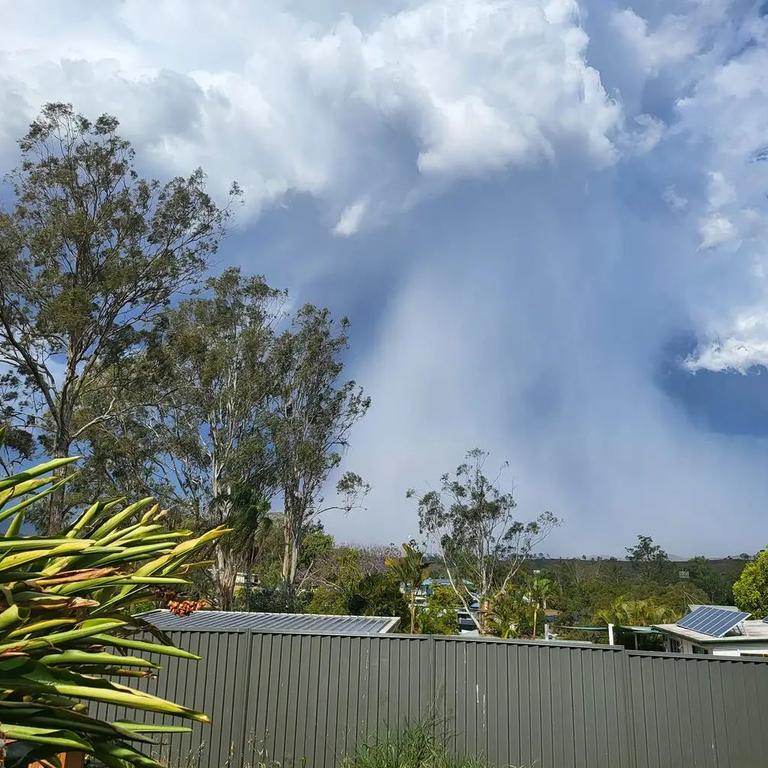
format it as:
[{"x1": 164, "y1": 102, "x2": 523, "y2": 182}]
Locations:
[
  {"x1": 668, "y1": 637, "x2": 682, "y2": 653},
  {"x1": 692, "y1": 645, "x2": 709, "y2": 655}
]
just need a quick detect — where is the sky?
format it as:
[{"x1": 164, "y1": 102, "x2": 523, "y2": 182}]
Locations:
[{"x1": 1, "y1": 0, "x2": 768, "y2": 556}]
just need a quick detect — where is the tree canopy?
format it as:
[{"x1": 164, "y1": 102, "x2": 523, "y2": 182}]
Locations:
[
  {"x1": 0, "y1": 103, "x2": 237, "y2": 531},
  {"x1": 269, "y1": 305, "x2": 370, "y2": 594},
  {"x1": 412, "y1": 448, "x2": 559, "y2": 632},
  {"x1": 733, "y1": 549, "x2": 768, "y2": 617}
]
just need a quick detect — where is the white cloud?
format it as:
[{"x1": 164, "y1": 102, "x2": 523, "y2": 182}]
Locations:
[
  {"x1": 706, "y1": 171, "x2": 736, "y2": 209},
  {"x1": 662, "y1": 187, "x2": 688, "y2": 212},
  {"x1": 0, "y1": 0, "x2": 622, "y2": 220},
  {"x1": 629, "y1": 113, "x2": 665, "y2": 154},
  {"x1": 685, "y1": 311, "x2": 768, "y2": 372},
  {"x1": 611, "y1": 8, "x2": 700, "y2": 74},
  {"x1": 333, "y1": 199, "x2": 368, "y2": 236},
  {"x1": 698, "y1": 213, "x2": 737, "y2": 249},
  {"x1": 611, "y1": 1, "x2": 733, "y2": 76}
]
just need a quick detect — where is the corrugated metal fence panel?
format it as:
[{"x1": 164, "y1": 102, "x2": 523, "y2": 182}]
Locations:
[
  {"x1": 432, "y1": 639, "x2": 632, "y2": 768},
  {"x1": 93, "y1": 631, "x2": 252, "y2": 767},
  {"x1": 92, "y1": 631, "x2": 768, "y2": 768},
  {"x1": 240, "y1": 633, "x2": 434, "y2": 768},
  {"x1": 626, "y1": 651, "x2": 768, "y2": 768}
]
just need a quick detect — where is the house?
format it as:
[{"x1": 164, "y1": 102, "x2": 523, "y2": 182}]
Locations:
[
  {"x1": 653, "y1": 604, "x2": 768, "y2": 657},
  {"x1": 407, "y1": 577, "x2": 479, "y2": 632}
]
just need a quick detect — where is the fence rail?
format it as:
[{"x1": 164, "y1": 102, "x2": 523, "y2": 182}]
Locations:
[{"x1": 95, "y1": 630, "x2": 768, "y2": 768}]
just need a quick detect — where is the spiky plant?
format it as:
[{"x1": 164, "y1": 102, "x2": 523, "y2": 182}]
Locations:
[{"x1": 0, "y1": 456, "x2": 228, "y2": 768}]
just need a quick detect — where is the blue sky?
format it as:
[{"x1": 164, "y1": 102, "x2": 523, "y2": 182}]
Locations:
[{"x1": 1, "y1": 0, "x2": 768, "y2": 555}]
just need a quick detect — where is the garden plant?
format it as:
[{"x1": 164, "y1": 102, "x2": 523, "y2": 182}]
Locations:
[{"x1": 0, "y1": 454, "x2": 227, "y2": 768}]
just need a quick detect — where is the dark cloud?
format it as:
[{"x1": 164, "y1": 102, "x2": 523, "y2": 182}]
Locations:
[{"x1": 1, "y1": 0, "x2": 768, "y2": 556}]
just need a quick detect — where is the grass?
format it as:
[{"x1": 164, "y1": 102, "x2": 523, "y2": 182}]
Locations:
[
  {"x1": 176, "y1": 724, "x2": 528, "y2": 768},
  {"x1": 339, "y1": 722, "x2": 498, "y2": 768}
]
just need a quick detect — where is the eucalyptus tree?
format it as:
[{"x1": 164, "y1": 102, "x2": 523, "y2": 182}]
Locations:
[
  {"x1": 268, "y1": 305, "x2": 370, "y2": 595},
  {"x1": 625, "y1": 534, "x2": 674, "y2": 584},
  {"x1": 411, "y1": 448, "x2": 559, "y2": 633},
  {"x1": 147, "y1": 268, "x2": 282, "y2": 609},
  {"x1": 0, "y1": 103, "x2": 236, "y2": 532}
]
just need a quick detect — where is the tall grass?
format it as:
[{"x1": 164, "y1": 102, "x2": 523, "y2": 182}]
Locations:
[{"x1": 339, "y1": 722, "x2": 492, "y2": 768}]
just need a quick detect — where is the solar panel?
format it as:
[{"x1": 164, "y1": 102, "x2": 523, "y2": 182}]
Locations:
[{"x1": 677, "y1": 606, "x2": 750, "y2": 637}]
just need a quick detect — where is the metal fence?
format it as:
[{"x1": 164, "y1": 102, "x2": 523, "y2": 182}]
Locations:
[{"x1": 95, "y1": 630, "x2": 768, "y2": 768}]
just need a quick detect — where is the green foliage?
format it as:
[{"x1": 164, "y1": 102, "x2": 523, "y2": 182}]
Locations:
[
  {"x1": 625, "y1": 535, "x2": 674, "y2": 584},
  {"x1": 486, "y1": 590, "x2": 526, "y2": 639},
  {"x1": 340, "y1": 722, "x2": 493, "y2": 768},
  {"x1": 733, "y1": 549, "x2": 768, "y2": 616},
  {"x1": 270, "y1": 305, "x2": 370, "y2": 592},
  {"x1": 350, "y1": 572, "x2": 408, "y2": 620},
  {"x1": 546, "y1": 554, "x2": 710, "y2": 643},
  {"x1": 525, "y1": 575, "x2": 555, "y2": 639},
  {"x1": 687, "y1": 556, "x2": 733, "y2": 604},
  {"x1": 385, "y1": 542, "x2": 431, "y2": 633},
  {"x1": 594, "y1": 597, "x2": 678, "y2": 626},
  {"x1": 655, "y1": 581, "x2": 710, "y2": 614},
  {"x1": 419, "y1": 586, "x2": 461, "y2": 636},
  {"x1": 305, "y1": 546, "x2": 407, "y2": 625},
  {"x1": 0, "y1": 456, "x2": 227, "y2": 768},
  {"x1": 412, "y1": 448, "x2": 559, "y2": 633},
  {"x1": 147, "y1": 268, "x2": 281, "y2": 608},
  {"x1": 307, "y1": 547, "x2": 369, "y2": 615},
  {"x1": 0, "y1": 103, "x2": 236, "y2": 532},
  {"x1": 239, "y1": 519, "x2": 335, "y2": 607}
]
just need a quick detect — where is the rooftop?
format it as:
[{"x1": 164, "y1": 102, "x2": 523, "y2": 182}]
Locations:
[
  {"x1": 139, "y1": 609, "x2": 401, "y2": 635},
  {"x1": 653, "y1": 620, "x2": 768, "y2": 644}
]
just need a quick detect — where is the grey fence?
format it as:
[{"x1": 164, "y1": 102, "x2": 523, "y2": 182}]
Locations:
[{"x1": 95, "y1": 630, "x2": 768, "y2": 768}]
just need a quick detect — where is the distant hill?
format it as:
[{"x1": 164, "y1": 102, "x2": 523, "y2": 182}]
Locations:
[{"x1": 529, "y1": 557, "x2": 749, "y2": 580}]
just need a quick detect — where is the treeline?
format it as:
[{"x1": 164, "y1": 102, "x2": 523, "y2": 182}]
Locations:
[
  {"x1": 251, "y1": 528, "x2": 749, "y2": 644},
  {"x1": 0, "y1": 103, "x2": 369, "y2": 609}
]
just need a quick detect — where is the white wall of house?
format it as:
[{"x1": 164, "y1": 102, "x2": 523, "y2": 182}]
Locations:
[
  {"x1": 664, "y1": 635, "x2": 768, "y2": 656},
  {"x1": 709, "y1": 643, "x2": 768, "y2": 657}
]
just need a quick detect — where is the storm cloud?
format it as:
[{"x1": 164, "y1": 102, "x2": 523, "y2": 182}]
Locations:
[{"x1": 1, "y1": 0, "x2": 767, "y2": 555}]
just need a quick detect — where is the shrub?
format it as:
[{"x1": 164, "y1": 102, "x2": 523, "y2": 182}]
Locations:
[
  {"x1": 418, "y1": 586, "x2": 461, "y2": 635},
  {"x1": 0, "y1": 457, "x2": 227, "y2": 768},
  {"x1": 734, "y1": 548, "x2": 768, "y2": 617}
]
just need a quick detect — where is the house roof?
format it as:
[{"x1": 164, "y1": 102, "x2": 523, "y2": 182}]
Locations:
[
  {"x1": 139, "y1": 609, "x2": 401, "y2": 635},
  {"x1": 653, "y1": 620, "x2": 768, "y2": 645}
]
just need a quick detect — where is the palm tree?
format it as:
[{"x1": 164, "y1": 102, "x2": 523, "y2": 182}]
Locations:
[
  {"x1": 594, "y1": 597, "x2": 677, "y2": 627},
  {"x1": 225, "y1": 482, "x2": 273, "y2": 610},
  {"x1": 526, "y1": 576, "x2": 554, "y2": 639},
  {"x1": 487, "y1": 590, "x2": 525, "y2": 639},
  {"x1": 385, "y1": 542, "x2": 431, "y2": 633}
]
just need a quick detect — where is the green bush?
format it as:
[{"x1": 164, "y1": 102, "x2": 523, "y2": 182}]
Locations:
[
  {"x1": 734, "y1": 549, "x2": 768, "y2": 616},
  {"x1": 418, "y1": 587, "x2": 461, "y2": 635}
]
